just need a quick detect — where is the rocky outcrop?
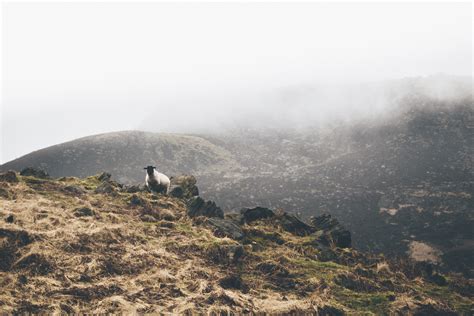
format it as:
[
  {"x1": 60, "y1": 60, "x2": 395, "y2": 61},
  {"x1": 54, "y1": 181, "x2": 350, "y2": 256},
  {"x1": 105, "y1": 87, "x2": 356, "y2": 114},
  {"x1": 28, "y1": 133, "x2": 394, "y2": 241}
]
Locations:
[
  {"x1": 20, "y1": 167, "x2": 50, "y2": 179},
  {"x1": 187, "y1": 196, "x2": 224, "y2": 218}
]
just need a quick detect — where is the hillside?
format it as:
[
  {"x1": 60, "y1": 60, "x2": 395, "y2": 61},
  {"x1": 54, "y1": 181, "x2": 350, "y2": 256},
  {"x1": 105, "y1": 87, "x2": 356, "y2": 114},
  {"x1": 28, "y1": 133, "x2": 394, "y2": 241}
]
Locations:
[
  {"x1": 0, "y1": 131, "x2": 240, "y2": 184},
  {"x1": 0, "y1": 170, "x2": 472, "y2": 314},
  {"x1": 1, "y1": 96, "x2": 472, "y2": 276}
]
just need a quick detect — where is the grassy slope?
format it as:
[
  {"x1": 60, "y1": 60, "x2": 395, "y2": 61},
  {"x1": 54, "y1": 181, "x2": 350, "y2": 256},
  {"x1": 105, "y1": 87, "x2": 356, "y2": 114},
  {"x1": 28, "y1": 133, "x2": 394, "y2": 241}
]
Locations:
[{"x1": 0, "y1": 173, "x2": 472, "y2": 314}]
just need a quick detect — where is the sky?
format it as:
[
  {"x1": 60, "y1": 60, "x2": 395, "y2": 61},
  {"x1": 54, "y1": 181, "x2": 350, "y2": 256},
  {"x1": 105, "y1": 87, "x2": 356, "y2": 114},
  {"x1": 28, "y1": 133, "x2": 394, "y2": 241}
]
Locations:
[{"x1": 1, "y1": 1, "x2": 472, "y2": 163}]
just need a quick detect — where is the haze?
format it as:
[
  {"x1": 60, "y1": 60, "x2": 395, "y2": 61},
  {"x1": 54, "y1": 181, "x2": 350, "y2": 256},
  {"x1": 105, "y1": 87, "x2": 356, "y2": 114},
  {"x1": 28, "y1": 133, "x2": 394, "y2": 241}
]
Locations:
[{"x1": 1, "y1": 2, "x2": 472, "y2": 163}]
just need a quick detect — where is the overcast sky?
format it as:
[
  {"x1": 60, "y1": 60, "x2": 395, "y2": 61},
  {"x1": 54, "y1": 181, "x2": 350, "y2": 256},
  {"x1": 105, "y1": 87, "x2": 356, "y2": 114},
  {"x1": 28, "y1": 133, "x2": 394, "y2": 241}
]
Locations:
[{"x1": 1, "y1": 2, "x2": 472, "y2": 163}]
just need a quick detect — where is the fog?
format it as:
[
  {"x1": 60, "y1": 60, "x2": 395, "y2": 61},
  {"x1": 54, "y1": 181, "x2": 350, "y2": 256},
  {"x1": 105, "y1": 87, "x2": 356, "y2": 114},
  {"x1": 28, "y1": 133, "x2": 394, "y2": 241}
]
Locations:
[{"x1": 1, "y1": 2, "x2": 472, "y2": 163}]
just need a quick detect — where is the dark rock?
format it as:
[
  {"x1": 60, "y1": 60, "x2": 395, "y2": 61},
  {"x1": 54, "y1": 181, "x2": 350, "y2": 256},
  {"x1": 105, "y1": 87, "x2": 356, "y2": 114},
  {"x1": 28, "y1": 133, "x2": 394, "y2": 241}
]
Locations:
[
  {"x1": 97, "y1": 172, "x2": 112, "y2": 182},
  {"x1": 5, "y1": 214, "x2": 14, "y2": 223},
  {"x1": 278, "y1": 213, "x2": 314, "y2": 236},
  {"x1": 94, "y1": 182, "x2": 115, "y2": 195},
  {"x1": 20, "y1": 167, "x2": 49, "y2": 179},
  {"x1": 0, "y1": 171, "x2": 18, "y2": 183},
  {"x1": 429, "y1": 273, "x2": 447, "y2": 286},
  {"x1": 331, "y1": 229, "x2": 352, "y2": 248},
  {"x1": 240, "y1": 207, "x2": 275, "y2": 223},
  {"x1": 124, "y1": 185, "x2": 141, "y2": 193},
  {"x1": 170, "y1": 175, "x2": 199, "y2": 198},
  {"x1": 73, "y1": 207, "x2": 95, "y2": 217},
  {"x1": 310, "y1": 213, "x2": 339, "y2": 230},
  {"x1": 62, "y1": 185, "x2": 86, "y2": 195},
  {"x1": 187, "y1": 196, "x2": 223, "y2": 218},
  {"x1": 168, "y1": 185, "x2": 184, "y2": 198},
  {"x1": 206, "y1": 217, "x2": 244, "y2": 240}
]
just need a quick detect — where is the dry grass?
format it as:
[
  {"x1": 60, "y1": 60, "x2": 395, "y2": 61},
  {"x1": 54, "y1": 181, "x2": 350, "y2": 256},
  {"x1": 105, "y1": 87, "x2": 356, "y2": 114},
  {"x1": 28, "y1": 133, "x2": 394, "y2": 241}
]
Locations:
[{"x1": 0, "y1": 173, "x2": 472, "y2": 314}]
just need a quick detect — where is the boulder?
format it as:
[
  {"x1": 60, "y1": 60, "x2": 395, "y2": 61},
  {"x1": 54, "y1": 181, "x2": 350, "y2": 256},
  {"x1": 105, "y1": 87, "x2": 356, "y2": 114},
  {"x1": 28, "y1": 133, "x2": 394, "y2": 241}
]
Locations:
[
  {"x1": 97, "y1": 172, "x2": 112, "y2": 182},
  {"x1": 240, "y1": 207, "x2": 275, "y2": 223},
  {"x1": 310, "y1": 213, "x2": 339, "y2": 230},
  {"x1": 170, "y1": 175, "x2": 199, "y2": 198},
  {"x1": 168, "y1": 185, "x2": 184, "y2": 198},
  {"x1": 206, "y1": 217, "x2": 245, "y2": 240},
  {"x1": 187, "y1": 196, "x2": 223, "y2": 218},
  {"x1": 278, "y1": 213, "x2": 314, "y2": 236},
  {"x1": 20, "y1": 167, "x2": 49, "y2": 179},
  {"x1": 62, "y1": 185, "x2": 86, "y2": 195},
  {"x1": 0, "y1": 171, "x2": 19, "y2": 183},
  {"x1": 94, "y1": 182, "x2": 116, "y2": 195}
]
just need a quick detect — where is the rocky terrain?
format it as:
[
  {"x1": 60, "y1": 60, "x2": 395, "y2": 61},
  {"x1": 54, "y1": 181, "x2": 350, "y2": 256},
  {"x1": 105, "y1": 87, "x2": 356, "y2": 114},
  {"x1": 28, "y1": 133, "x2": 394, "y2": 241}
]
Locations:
[
  {"x1": 2, "y1": 94, "x2": 472, "y2": 277},
  {"x1": 0, "y1": 170, "x2": 472, "y2": 314}
]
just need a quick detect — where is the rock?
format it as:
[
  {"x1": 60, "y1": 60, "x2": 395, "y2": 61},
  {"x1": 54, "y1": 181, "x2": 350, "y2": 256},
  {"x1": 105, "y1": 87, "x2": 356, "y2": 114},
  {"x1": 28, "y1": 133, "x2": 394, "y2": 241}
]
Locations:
[
  {"x1": 94, "y1": 182, "x2": 116, "y2": 195},
  {"x1": 124, "y1": 185, "x2": 141, "y2": 193},
  {"x1": 187, "y1": 196, "x2": 224, "y2": 218},
  {"x1": 278, "y1": 213, "x2": 314, "y2": 236},
  {"x1": 168, "y1": 185, "x2": 184, "y2": 198},
  {"x1": 240, "y1": 207, "x2": 275, "y2": 223},
  {"x1": 429, "y1": 273, "x2": 447, "y2": 286},
  {"x1": 0, "y1": 171, "x2": 18, "y2": 183},
  {"x1": 97, "y1": 172, "x2": 111, "y2": 182},
  {"x1": 20, "y1": 167, "x2": 49, "y2": 179},
  {"x1": 5, "y1": 215, "x2": 14, "y2": 223},
  {"x1": 170, "y1": 175, "x2": 199, "y2": 198},
  {"x1": 310, "y1": 213, "x2": 339, "y2": 230},
  {"x1": 73, "y1": 207, "x2": 95, "y2": 217},
  {"x1": 331, "y1": 229, "x2": 352, "y2": 248},
  {"x1": 206, "y1": 217, "x2": 245, "y2": 240},
  {"x1": 62, "y1": 185, "x2": 86, "y2": 195}
]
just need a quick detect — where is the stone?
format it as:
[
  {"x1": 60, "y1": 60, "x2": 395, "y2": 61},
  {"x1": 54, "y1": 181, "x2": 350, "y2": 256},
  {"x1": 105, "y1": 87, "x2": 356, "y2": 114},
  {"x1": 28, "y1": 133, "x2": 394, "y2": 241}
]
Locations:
[
  {"x1": 278, "y1": 213, "x2": 314, "y2": 236},
  {"x1": 187, "y1": 196, "x2": 224, "y2": 218},
  {"x1": 97, "y1": 172, "x2": 112, "y2": 182},
  {"x1": 94, "y1": 182, "x2": 115, "y2": 195},
  {"x1": 168, "y1": 185, "x2": 184, "y2": 198},
  {"x1": 206, "y1": 217, "x2": 245, "y2": 240},
  {"x1": 170, "y1": 175, "x2": 199, "y2": 198},
  {"x1": 240, "y1": 207, "x2": 275, "y2": 223},
  {"x1": 20, "y1": 168, "x2": 49, "y2": 179}
]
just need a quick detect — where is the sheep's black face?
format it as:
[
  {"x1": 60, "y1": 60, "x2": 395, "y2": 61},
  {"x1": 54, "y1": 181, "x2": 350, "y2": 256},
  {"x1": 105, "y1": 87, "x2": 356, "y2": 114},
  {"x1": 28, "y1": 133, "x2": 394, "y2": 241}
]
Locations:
[{"x1": 144, "y1": 166, "x2": 156, "y2": 175}]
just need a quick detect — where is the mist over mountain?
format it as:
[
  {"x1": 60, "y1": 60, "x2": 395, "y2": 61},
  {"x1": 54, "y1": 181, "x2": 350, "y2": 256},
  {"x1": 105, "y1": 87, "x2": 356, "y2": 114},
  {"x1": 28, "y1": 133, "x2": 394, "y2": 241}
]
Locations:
[{"x1": 2, "y1": 77, "x2": 473, "y2": 276}]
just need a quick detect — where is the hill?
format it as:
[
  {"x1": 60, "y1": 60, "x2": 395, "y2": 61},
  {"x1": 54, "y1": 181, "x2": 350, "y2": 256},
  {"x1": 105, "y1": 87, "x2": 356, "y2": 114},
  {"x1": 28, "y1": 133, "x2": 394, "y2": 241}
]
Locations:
[
  {"x1": 0, "y1": 131, "x2": 240, "y2": 184},
  {"x1": 1, "y1": 95, "x2": 472, "y2": 276},
  {"x1": 0, "y1": 170, "x2": 472, "y2": 314}
]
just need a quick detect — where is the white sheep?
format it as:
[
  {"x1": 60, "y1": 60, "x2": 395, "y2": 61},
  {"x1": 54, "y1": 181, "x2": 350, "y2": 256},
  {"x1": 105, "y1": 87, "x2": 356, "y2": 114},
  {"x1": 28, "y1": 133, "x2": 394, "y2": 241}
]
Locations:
[{"x1": 144, "y1": 165, "x2": 170, "y2": 194}]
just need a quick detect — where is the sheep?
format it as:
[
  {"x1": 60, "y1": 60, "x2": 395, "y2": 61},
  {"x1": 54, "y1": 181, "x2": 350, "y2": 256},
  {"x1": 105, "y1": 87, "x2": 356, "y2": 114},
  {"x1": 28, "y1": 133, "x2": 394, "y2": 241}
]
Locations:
[{"x1": 144, "y1": 165, "x2": 170, "y2": 194}]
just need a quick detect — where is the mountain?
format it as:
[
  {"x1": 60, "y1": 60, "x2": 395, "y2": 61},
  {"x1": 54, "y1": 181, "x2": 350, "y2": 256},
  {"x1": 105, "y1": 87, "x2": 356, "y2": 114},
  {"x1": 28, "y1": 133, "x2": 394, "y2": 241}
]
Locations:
[
  {"x1": 1, "y1": 91, "x2": 473, "y2": 276},
  {"x1": 0, "y1": 170, "x2": 471, "y2": 314},
  {"x1": 0, "y1": 131, "x2": 240, "y2": 184}
]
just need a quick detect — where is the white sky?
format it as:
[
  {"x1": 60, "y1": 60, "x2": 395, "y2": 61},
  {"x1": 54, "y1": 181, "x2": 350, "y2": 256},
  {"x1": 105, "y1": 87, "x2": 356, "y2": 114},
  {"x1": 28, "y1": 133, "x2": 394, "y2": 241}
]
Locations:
[{"x1": 1, "y1": 2, "x2": 472, "y2": 163}]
